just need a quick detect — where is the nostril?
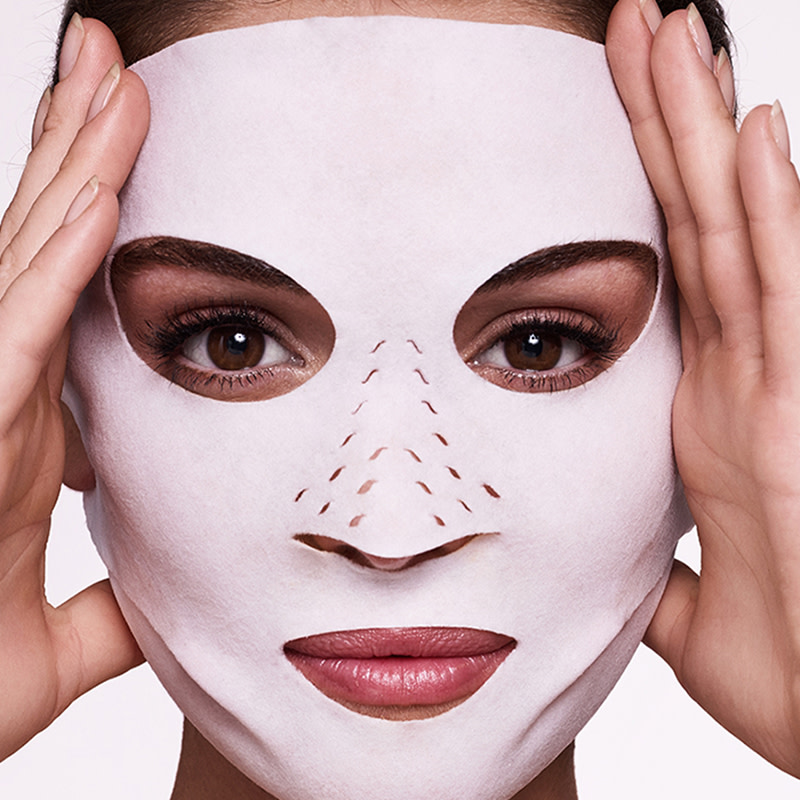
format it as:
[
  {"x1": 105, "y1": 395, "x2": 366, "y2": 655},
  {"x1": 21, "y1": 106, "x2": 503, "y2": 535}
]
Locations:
[{"x1": 293, "y1": 533, "x2": 490, "y2": 572}]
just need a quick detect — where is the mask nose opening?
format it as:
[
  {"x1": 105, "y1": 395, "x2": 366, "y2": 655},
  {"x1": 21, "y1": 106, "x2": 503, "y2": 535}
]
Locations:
[{"x1": 293, "y1": 532, "x2": 494, "y2": 572}]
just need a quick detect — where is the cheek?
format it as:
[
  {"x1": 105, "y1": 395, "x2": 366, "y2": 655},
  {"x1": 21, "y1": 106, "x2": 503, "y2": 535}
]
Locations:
[{"x1": 72, "y1": 279, "x2": 683, "y2": 615}]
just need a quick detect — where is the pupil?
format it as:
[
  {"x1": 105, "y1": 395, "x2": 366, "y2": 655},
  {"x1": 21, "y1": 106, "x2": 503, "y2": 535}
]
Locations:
[
  {"x1": 227, "y1": 331, "x2": 249, "y2": 356},
  {"x1": 521, "y1": 333, "x2": 543, "y2": 358},
  {"x1": 503, "y1": 328, "x2": 562, "y2": 371},
  {"x1": 207, "y1": 325, "x2": 266, "y2": 370}
]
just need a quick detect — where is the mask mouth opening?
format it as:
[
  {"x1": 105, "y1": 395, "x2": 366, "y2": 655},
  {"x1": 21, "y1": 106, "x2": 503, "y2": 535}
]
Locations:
[{"x1": 283, "y1": 626, "x2": 516, "y2": 719}]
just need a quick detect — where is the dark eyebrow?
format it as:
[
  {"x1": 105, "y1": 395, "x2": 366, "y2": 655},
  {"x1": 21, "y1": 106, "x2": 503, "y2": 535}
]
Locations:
[
  {"x1": 110, "y1": 236, "x2": 309, "y2": 295},
  {"x1": 475, "y1": 240, "x2": 659, "y2": 294}
]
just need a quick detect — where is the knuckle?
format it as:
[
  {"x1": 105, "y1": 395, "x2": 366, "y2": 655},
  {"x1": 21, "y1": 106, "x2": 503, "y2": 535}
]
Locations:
[
  {"x1": 40, "y1": 100, "x2": 70, "y2": 138},
  {"x1": 695, "y1": 217, "x2": 747, "y2": 241},
  {"x1": 0, "y1": 242, "x2": 23, "y2": 287}
]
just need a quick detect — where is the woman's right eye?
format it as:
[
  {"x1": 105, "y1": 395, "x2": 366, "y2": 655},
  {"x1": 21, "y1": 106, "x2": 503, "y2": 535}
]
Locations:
[
  {"x1": 182, "y1": 324, "x2": 295, "y2": 372},
  {"x1": 139, "y1": 304, "x2": 319, "y2": 401},
  {"x1": 111, "y1": 240, "x2": 337, "y2": 402}
]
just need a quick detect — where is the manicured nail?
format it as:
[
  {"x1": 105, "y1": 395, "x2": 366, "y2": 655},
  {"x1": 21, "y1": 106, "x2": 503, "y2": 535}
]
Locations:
[
  {"x1": 714, "y1": 48, "x2": 735, "y2": 114},
  {"x1": 32, "y1": 87, "x2": 52, "y2": 148},
  {"x1": 639, "y1": 0, "x2": 663, "y2": 36},
  {"x1": 770, "y1": 101, "x2": 791, "y2": 160},
  {"x1": 63, "y1": 176, "x2": 99, "y2": 225},
  {"x1": 86, "y1": 62, "x2": 121, "y2": 123},
  {"x1": 59, "y1": 13, "x2": 84, "y2": 80},
  {"x1": 687, "y1": 3, "x2": 714, "y2": 71}
]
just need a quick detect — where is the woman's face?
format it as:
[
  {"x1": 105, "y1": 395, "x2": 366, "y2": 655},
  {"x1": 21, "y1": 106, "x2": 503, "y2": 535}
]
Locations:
[{"x1": 65, "y1": 5, "x2": 689, "y2": 800}]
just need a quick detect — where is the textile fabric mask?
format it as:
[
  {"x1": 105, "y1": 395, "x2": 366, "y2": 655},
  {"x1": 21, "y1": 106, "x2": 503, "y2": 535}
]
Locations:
[{"x1": 66, "y1": 17, "x2": 691, "y2": 800}]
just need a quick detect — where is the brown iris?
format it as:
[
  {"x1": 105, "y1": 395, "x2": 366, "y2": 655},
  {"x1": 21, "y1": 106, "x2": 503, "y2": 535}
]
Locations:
[
  {"x1": 504, "y1": 330, "x2": 562, "y2": 371},
  {"x1": 206, "y1": 325, "x2": 266, "y2": 370}
]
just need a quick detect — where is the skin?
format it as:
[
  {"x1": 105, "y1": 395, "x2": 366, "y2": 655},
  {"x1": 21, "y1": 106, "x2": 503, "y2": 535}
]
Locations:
[{"x1": 0, "y1": 0, "x2": 799, "y2": 797}]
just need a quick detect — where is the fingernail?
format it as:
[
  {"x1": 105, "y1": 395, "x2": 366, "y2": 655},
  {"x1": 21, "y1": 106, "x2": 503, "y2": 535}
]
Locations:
[
  {"x1": 714, "y1": 48, "x2": 735, "y2": 114},
  {"x1": 59, "y1": 13, "x2": 84, "y2": 80},
  {"x1": 687, "y1": 3, "x2": 714, "y2": 71},
  {"x1": 770, "y1": 101, "x2": 791, "y2": 160},
  {"x1": 63, "y1": 176, "x2": 99, "y2": 226},
  {"x1": 32, "y1": 87, "x2": 52, "y2": 148},
  {"x1": 86, "y1": 62, "x2": 121, "y2": 123},
  {"x1": 639, "y1": 0, "x2": 663, "y2": 36}
]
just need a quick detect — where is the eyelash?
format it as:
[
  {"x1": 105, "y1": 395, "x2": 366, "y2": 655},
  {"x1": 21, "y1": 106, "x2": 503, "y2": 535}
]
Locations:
[
  {"x1": 470, "y1": 309, "x2": 624, "y2": 393},
  {"x1": 141, "y1": 303, "x2": 297, "y2": 393},
  {"x1": 141, "y1": 303, "x2": 621, "y2": 397}
]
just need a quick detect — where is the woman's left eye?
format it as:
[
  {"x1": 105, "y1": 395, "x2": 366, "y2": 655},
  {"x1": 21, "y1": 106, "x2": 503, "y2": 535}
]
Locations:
[
  {"x1": 182, "y1": 324, "x2": 293, "y2": 371},
  {"x1": 462, "y1": 311, "x2": 620, "y2": 394},
  {"x1": 474, "y1": 328, "x2": 585, "y2": 373}
]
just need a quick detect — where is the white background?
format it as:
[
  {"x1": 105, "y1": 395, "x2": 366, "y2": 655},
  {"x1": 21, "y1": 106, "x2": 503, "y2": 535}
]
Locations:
[{"x1": 1, "y1": 1, "x2": 798, "y2": 797}]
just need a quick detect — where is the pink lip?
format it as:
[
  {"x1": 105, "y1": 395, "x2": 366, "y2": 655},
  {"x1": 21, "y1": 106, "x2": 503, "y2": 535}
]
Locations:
[{"x1": 284, "y1": 627, "x2": 515, "y2": 713}]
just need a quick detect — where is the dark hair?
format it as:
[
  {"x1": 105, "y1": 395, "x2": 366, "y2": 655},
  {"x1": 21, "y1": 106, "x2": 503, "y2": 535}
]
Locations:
[{"x1": 55, "y1": 0, "x2": 731, "y2": 68}]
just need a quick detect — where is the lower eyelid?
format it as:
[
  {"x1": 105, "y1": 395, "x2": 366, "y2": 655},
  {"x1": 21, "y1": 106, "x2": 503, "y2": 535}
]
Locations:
[{"x1": 473, "y1": 361, "x2": 600, "y2": 393}]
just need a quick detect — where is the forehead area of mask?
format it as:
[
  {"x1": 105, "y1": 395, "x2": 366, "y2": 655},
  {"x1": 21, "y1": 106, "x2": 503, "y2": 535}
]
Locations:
[{"x1": 119, "y1": 16, "x2": 661, "y2": 315}]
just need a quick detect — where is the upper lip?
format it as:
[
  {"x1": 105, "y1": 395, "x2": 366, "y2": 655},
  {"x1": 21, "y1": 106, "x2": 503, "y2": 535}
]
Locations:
[{"x1": 284, "y1": 626, "x2": 514, "y2": 658}]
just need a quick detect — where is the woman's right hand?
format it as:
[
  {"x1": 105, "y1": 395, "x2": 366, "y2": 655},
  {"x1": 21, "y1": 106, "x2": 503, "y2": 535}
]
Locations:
[{"x1": 0, "y1": 15, "x2": 149, "y2": 760}]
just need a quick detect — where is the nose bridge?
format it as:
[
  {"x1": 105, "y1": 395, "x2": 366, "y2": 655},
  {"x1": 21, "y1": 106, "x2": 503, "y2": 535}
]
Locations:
[{"x1": 291, "y1": 337, "x2": 501, "y2": 559}]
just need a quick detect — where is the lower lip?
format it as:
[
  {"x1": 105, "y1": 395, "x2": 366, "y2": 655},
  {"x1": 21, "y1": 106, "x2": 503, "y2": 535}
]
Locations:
[{"x1": 284, "y1": 627, "x2": 515, "y2": 712}]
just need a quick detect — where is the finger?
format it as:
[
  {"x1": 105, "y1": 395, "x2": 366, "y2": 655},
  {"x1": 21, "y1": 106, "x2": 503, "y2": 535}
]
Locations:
[
  {"x1": 677, "y1": 289, "x2": 699, "y2": 367},
  {"x1": 650, "y1": 9, "x2": 762, "y2": 352},
  {"x1": 0, "y1": 180, "x2": 118, "y2": 429},
  {"x1": 643, "y1": 559, "x2": 699, "y2": 670},
  {"x1": 607, "y1": 0, "x2": 716, "y2": 339},
  {"x1": 0, "y1": 18, "x2": 126, "y2": 249},
  {"x1": 738, "y1": 104, "x2": 800, "y2": 387},
  {"x1": 50, "y1": 579, "x2": 144, "y2": 712},
  {"x1": 0, "y1": 65, "x2": 149, "y2": 293}
]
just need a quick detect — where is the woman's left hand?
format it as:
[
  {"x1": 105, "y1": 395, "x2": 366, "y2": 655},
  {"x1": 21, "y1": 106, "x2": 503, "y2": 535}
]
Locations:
[{"x1": 607, "y1": 0, "x2": 800, "y2": 777}]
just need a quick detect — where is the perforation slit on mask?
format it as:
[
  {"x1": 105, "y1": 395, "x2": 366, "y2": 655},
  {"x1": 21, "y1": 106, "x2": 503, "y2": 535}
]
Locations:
[{"x1": 292, "y1": 337, "x2": 504, "y2": 568}]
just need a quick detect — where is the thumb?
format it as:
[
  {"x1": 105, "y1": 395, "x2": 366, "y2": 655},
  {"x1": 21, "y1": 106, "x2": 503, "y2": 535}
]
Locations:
[{"x1": 643, "y1": 559, "x2": 699, "y2": 672}]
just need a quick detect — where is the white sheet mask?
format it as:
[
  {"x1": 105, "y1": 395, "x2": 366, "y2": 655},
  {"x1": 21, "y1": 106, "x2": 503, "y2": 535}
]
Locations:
[{"x1": 66, "y1": 17, "x2": 691, "y2": 800}]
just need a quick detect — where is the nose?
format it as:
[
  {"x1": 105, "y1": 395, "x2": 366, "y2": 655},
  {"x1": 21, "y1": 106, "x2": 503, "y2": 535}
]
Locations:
[
  {"x1": 289, "y1": 337, "x2": 503, "y2": 561},
  {"x1": 294, "y1": 532, "x2": 488, "y2": 572}
]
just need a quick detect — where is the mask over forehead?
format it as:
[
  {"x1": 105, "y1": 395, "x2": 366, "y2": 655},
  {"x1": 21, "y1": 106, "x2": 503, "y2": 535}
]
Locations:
[{"x1": 66, "y1": 17, "x2": 690, "y2": 800}]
